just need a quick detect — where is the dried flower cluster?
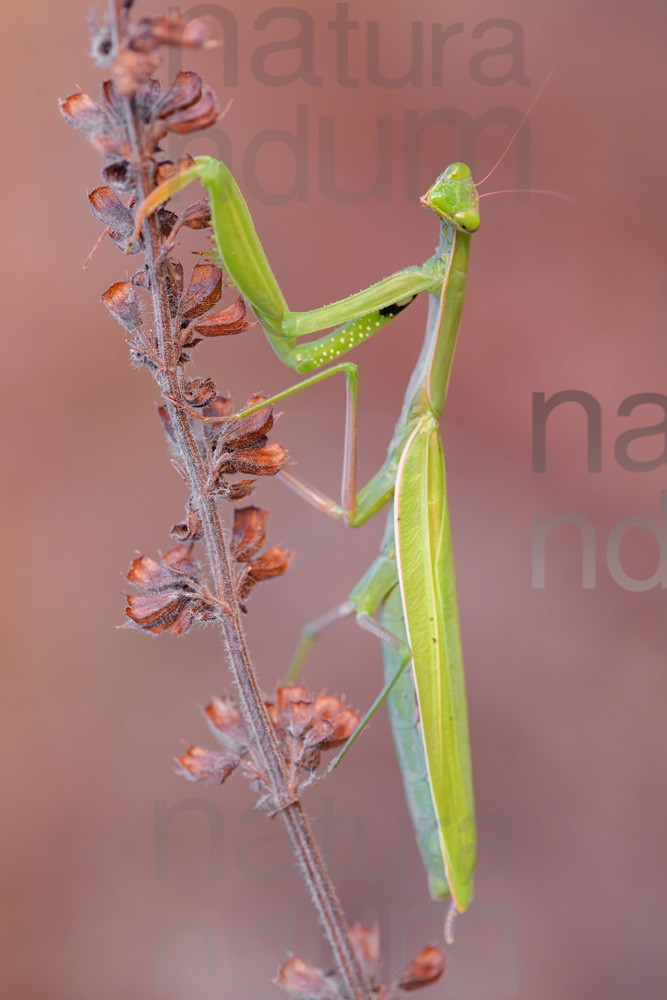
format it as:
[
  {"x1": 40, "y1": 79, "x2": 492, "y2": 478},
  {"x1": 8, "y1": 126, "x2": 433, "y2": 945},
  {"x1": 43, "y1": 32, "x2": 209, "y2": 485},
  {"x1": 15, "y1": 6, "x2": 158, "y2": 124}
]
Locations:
[
  {"x1": 62, "y1": 13, "x2": 290, "y2": 622},
  {"x1": 179, "y1": 687, "x2": 444, "y2": 997},
  {"x1": 179, "y1": 686, "x2": 360, "y2": 801},
  {"x1": 277, "y1": 924, "x2": 444, "y2": 998},
  {"x1": 62, "y1": 3, "x2": 444, "y2": 996}
]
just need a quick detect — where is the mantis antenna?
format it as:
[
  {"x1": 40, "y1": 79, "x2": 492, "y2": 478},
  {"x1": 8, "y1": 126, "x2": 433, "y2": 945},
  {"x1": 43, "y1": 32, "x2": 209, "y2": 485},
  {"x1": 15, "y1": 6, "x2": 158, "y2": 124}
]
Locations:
[
  {"x1": 476, "y1": 66, "x2": 557, "y2": 188},
  {"x1": 479, "y1": 188, "x2": 571, "y2": 202}
]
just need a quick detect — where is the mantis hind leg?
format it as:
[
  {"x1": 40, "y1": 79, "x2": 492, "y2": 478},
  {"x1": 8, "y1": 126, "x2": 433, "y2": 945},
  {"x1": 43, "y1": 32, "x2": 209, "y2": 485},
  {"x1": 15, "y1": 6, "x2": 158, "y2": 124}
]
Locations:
[
  {"x1": 285, "y1": 601, "x2": 356, "y2": 684},
  {"x1": 326, "y1": 607, "x2": 412, "y2": 771},
  {"x1": 319, "y1": 550, "x2": 415, "y2": 769},
  {"x1": 285, "y1": 546, "x2": 400, "y2": 681},
  {"x1": 284, "y1": 544, "x2": 409, "y2": 714}
]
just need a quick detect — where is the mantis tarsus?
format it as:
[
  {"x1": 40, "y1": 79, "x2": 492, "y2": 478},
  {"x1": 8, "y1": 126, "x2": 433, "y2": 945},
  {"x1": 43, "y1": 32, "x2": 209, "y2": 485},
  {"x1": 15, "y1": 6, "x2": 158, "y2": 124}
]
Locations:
[{"x1": 134, "y1": 155, "x2": 481, "y2": 923}]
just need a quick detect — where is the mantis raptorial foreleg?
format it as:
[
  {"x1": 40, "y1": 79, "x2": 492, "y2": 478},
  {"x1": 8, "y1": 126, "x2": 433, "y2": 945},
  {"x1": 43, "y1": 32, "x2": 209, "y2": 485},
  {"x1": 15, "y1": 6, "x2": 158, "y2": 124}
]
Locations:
[{"x1": 130, "y1": 156, "x2": 445, "y2": 373}]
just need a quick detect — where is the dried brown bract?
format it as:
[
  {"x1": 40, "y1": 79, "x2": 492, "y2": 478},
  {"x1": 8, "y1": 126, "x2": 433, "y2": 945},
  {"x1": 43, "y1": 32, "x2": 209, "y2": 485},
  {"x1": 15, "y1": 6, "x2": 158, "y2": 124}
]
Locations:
[
  {"x1": 60, "y1": 90, "x2": 108, "y2": 133},
  {"x1": 277, "y1": 956, "x2": 342, "y2": 999},
  {"x1": 177, "y1": 744, "x2": 242, "y2": 784},
  {"x1": 156, "y1": 71, "x2": 202, "y2": 118},
  {"x1": 179, "y1": 261, "x2": 222, "y2": 320},
  {"x1": 349, "y1": 923, "x2": 381, "y2": 989},
  {"x1": 392, "y1": 945, "x2": 445, "y2": 992},
  {"x1": 230, "y1": 505, "x2": 291, "y2": 610},
  {"x1": 204, "y1": 694, "x2": 249, "y2": 751},
  {"x1": 192, "y1": 297, "x2": 252, "y2": 338},
  {"x1": 205, "y1": 393, "x2": 289, "y2": 493},
  {"x1": 176, "y1": 196, "x2": 212, "y2": 230},
  {"x1": 170, "y1": 497, "x2": 203, "y2": 542},
  {"x1": 101, "y1": 279, "x2": 142, "y2": 330},
  {"x1": 163, "y1": 87, "x2": 218, "y2": 134},
  {"x1": 89, "y1": 185, "x2": 138, "y2": 253}
]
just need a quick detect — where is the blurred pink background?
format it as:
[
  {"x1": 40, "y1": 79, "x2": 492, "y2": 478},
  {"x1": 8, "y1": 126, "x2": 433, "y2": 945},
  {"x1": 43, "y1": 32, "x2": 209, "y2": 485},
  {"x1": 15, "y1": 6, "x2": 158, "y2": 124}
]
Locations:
[{"x1": 2, "y1": 0, "x2": 666, "y2": 996}]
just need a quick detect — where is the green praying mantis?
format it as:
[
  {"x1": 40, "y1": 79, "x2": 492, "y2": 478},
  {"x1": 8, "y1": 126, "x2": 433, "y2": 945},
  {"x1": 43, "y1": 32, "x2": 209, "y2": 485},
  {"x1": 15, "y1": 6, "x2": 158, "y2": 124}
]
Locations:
[{"x1": 133, "y1": 152, "x2": 483, "y2": 927}]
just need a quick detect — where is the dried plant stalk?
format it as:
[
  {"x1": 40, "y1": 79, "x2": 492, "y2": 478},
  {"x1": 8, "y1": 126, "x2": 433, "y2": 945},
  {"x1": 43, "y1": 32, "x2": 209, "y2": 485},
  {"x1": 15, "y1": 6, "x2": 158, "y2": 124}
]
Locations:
[{"x1": 61, "y1": 2, "x2": 445, "y2": 996}]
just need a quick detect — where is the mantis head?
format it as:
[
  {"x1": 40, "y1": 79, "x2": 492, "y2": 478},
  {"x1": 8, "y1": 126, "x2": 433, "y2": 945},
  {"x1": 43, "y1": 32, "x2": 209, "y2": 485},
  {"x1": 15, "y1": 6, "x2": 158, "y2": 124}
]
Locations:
[{"x1": 421, "y1": 162, "x2": 480, "y2": 233}]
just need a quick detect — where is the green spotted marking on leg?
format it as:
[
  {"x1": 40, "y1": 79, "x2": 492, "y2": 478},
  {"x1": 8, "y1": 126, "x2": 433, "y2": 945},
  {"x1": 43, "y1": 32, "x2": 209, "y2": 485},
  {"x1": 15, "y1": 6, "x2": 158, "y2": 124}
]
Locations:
[{"x1": 293, "y1": 303, "x2": 414, "y2": 373}]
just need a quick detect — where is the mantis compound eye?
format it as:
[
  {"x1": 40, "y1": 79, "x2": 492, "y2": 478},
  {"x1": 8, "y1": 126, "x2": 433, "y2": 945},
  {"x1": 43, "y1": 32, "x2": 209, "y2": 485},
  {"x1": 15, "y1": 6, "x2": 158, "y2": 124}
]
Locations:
[
  {"x1": 453, "y1": 209, "x2": 480, "y2": 233},
  {"x1": 444, "y1": 162, "x2": 472, "y2": 181}
]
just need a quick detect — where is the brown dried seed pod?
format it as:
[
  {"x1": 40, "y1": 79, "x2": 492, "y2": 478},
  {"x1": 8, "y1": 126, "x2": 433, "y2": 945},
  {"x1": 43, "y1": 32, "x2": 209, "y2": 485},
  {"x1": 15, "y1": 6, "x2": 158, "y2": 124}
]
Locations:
[
  {"x1": 130, "y1": 12, "x2": 211, "y2": 51},
  {"x1": 275, "y1": 955, "x2": 342, "y2": 998},
  {"x1": 213, "y1": 479, "x2": 256, "y2": 502},
  {"x1": 170, "y1": 499, "x2": 203, "y2": 542},
  {"x1": 203, "y1": 395, "x2": 233, "y2": 421},
  {"x1": 237, "y1": 546, "x2": 291, "y2": 607},
  {"x1": 126, "y1": 545, "x2": 199, "y2": 592},
  {"x1": 165, "y1": 88, "x2": 218, "y2": 134},
  {"x1": 101, "y1": 159, "x2": 137, "y2": 193},
  {"x1": 89, "y1": 186, "x2": 137, "y2": 251},
  {"x1": 124, "y1": 591, "x2": 190, "y2": 632},
  {"x1": 182, "y1": 377, "x2": 217, "y2": 408},
  {"x1": 59, "y1": 92, "x2": 109, "y2": 133},
  {"x1": 157, "y1": 71, "x2": 203, "y2": 117},
  {"x1": 162, "y1": 259, "x2": 184, "y2": 317},
  {"x1": 134, "y1": 78, "x2": 161, "y2": 123},
  {"x1": 215, "y1": 395, "x2": 274, "y2": 449},
  {"x1": 156, "y1": 207, "x2": 178, "y2": 238},
  {"x1": 204, "y1": 695, "x2": 248, "y2": 750},
  {"x1": 218, "y1": 442, "x2": 289, "y2": 478},
  {"x1": 178, "y1": 745, "x2": 241, "y2": 784},
  {"x1": 178, "y1": 197, "x2": 212, "y2": 230},
  {"x1": 349, "y1": 924, "x2": 381, "y2": 989},
  {"x1": 394, "y1": 945, "x2": 445, "y2": 992},
  {"x1": 124, "y1": 542, "x2": 222, "y2": 636},
  {"x1": 193, "y1": 297, "x2": 251, "y2": 337},
  {"x1": 231, "y1": 506, "x2": 269, "y2": 562},
  {"x1": 111, "y1": 49, "x2": 160, "y2": 98},
  {"x1": 155, "y1": 154, "x2": 197, "y2": 187},
  {"x1": 179, "y1": 262, "x2": 223, "y2": 320},
  {"x1": 101, "y1": 280, "x2": 142, "y2": 331}
]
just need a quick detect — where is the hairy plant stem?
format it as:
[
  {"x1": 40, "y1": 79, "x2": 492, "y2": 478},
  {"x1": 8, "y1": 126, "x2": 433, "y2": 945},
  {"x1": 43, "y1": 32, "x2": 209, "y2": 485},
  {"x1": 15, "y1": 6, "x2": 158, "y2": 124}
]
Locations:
[{"x1": 114, "y1": 40, "x2": 371, "y2": 1000}]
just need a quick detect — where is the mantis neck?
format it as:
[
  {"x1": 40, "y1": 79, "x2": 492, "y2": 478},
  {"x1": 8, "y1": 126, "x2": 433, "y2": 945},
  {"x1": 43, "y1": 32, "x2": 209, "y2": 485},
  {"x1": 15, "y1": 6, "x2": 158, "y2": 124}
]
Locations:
[{"x1": 399, "y1": 225, "x2": 471, "y2": 425}]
